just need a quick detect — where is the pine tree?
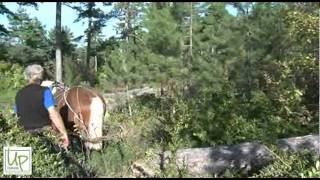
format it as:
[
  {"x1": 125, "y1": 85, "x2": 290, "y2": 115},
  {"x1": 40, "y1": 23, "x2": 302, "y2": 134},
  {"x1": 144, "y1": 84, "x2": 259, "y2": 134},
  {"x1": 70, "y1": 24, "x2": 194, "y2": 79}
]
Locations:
[
  {"x1": 6, "y1": 8, "x2": 50, "y2": 64},
  {"x1": 8, "y1": 8, "x2": 48, "y2": 48},
  {"x1": 70, "y1": 2, "x2": 113, "y2": 69},
  {"x1": 48, "y1": 26, "x2": 77, "y2": 59},
  {"x1": 0, "y1": 2, "x2": 38, "y2": 35},
  {"x1": 188, "y1": 2, "x2": 239, "y2": 92},
  {"x1": 101, "y1": 2, "x2": 146, "y2": 88},
  {"x1": 142, "y1": 3, "x2": 185, "y2": 94}
]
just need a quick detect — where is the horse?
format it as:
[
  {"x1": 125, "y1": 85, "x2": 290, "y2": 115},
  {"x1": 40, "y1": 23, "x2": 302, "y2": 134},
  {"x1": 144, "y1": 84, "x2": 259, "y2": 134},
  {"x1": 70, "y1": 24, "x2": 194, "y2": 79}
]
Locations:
[{"x1": 41, "y1": 80, "x2": 107, "y2": 150}]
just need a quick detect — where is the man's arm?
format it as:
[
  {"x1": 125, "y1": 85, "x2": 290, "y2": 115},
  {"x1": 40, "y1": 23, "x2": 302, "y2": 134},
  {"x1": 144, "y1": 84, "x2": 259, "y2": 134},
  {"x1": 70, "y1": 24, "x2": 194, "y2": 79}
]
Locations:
[
  {"x1": 47, "y1": 106, "x2": 68, "y2": 137},
  {"x1": 43, "y1": 88, "x2": 69, "y2": 147}
]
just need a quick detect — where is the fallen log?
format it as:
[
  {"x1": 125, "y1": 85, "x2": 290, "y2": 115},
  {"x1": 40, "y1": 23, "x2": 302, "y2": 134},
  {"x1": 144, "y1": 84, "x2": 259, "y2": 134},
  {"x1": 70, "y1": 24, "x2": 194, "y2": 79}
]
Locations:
[
  {"x1": 277, "y1": 134, "x2": 320, "y2": 156},
  {"x1": 132, "y1": 134, "x2": 320, "y2": 177},
  {"x1": 163, "y1": 141, "x2": 273, "y2": 176}
]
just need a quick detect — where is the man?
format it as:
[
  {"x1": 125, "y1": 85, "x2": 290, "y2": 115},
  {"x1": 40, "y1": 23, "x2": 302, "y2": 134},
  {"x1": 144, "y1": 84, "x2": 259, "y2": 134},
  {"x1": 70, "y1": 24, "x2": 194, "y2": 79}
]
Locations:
[{"x1": 14, "y1": 64, "x2": 69, "y2": 148}]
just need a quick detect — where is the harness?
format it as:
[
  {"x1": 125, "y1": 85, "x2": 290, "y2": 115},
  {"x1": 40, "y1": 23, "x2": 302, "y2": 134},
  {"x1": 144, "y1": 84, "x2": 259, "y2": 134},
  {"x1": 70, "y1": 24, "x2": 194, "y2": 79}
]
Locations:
[
  {"x1": 54, "y1": 83, "x2": 89, "y2": 137},
  {"x1": 51, "y1": 82, "x2": 110, "y2": 145}
]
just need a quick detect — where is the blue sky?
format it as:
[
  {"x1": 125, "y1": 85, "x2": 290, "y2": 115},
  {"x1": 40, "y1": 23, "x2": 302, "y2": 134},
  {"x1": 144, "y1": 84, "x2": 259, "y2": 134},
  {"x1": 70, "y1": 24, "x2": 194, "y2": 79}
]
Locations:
[
  {"x1": 0, "y1": 2, "x2": 119, "y2": 46},
  {"x1": 0, "y1": 2, "x2": 237, "y2": 46}
]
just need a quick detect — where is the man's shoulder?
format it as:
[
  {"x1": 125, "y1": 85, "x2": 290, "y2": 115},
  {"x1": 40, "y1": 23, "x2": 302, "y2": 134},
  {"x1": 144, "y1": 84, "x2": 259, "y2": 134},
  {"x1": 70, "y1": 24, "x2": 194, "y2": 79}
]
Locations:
[
  {"x1": 16, "y1": 85, "x2": 29, "y2": 96},
  {"x1": 16, "y1": 84, "x2": 47, "y2": 97}
]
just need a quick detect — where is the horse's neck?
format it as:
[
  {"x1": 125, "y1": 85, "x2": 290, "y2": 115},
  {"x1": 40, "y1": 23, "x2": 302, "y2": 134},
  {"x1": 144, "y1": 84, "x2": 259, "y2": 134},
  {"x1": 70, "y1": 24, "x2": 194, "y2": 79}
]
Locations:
[{"x1": 54, "y1": 87, "x2": 68, "y2": 109}]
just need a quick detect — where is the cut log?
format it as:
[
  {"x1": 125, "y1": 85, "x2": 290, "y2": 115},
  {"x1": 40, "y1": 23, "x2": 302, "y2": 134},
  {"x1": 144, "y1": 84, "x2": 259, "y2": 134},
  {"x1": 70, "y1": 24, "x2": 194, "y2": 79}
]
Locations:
[
  {"x1": 131, "y1": 134, "x2": 320, "y2": 177},
  {"x1": 277, "y1": 134, "x2": 320, "y2": 156},
  {"x1": 163, "y1": 142, "x2": 273, "y2": 176}
]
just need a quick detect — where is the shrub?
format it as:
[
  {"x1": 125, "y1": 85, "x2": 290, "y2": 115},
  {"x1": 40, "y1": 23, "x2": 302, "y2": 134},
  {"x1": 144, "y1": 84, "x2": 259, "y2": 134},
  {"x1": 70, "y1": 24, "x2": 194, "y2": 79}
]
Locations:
[
  {"x1": 0, "y1": 108, "x2": 94, "y2": 178},
  {"x1": 0, "y1": 61, "x2": 25, "y2": 104},
  {"x1": 251, "y1": 146, "x2": 319, "y2": 178}
]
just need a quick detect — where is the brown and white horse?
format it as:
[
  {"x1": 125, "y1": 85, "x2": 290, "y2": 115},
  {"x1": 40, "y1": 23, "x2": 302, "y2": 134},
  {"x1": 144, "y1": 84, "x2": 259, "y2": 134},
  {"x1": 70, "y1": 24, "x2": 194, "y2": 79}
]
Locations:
[{"x1": 41, "y1": 80, "x2": 106, "y2": 150}]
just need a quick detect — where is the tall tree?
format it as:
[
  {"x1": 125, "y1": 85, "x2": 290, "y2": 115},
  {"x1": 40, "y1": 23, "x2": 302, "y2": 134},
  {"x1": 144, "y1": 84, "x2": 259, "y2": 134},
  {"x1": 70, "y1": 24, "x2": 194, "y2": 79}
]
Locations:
[
  {"x1": 171, "y1": 2, "x2": 194, "y2": 61},
  {"x1": 55, "y1": 2, "x2": 62, "y2": 82},
  {"x1": 142, "y1": 3, "x2": 185, "y2": 94},
  {"x1": 0, "y1": 2, "x2": 38, "y2": 35},
  {"x1": 188, "y1": 2, "x2": 239, "y2": 91},
  {"x1": 71, "y1": 2, "x2": 113, "y2": 68},
  {"x1": 47, "y1": 26, "x2": 77, "y2": 80},
  {"x1": 6, "y1": 8, "x2": 50, "y2": 64},
  {"x1": 101, "y1": 2, "x2": 145, "y2": 86},
  {"x1": 68, "y1": 2, "x2": 114, "y2": 86},
  {"x1": 48, "y1": 26, "x2": 76, "y2": 59}
]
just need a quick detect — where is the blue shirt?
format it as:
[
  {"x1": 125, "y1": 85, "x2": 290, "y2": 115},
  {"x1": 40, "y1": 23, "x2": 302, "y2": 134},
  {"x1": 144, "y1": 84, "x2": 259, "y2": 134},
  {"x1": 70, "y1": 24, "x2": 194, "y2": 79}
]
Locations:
[{"x1": 13, "y1": 88, "x2": 55, "y2": 113}]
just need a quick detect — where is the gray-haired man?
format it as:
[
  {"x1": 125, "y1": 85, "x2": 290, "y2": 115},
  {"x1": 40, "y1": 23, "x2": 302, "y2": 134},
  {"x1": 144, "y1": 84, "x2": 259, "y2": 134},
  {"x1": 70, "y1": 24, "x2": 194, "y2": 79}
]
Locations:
[{"x1": 14, "y1": 64, "x2": 69, "y2": 148}]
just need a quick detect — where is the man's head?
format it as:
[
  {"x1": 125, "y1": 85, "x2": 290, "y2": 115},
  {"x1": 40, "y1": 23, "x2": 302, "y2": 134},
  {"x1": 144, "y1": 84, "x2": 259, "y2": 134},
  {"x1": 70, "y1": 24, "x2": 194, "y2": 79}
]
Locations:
[{"x1": 24, "y1": 64, "x2": 44, "y2": 84}]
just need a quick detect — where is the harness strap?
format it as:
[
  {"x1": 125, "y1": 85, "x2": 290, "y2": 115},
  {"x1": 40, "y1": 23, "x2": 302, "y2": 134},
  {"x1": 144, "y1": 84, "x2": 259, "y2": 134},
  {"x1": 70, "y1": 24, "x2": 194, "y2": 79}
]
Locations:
[
  {"x1": 54, "y1": 83, "x2": 103, "y2": 142},
  {"x1": 62, "y1": 87, "x2": 89, "y2": 136}
]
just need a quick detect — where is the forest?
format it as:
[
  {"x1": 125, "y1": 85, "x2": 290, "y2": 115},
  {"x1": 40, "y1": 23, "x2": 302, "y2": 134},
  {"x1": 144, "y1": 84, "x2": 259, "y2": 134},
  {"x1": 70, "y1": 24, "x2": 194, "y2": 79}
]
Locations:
[{"x1": 0, "y1": 2, "x2": 319, "y2": 178}]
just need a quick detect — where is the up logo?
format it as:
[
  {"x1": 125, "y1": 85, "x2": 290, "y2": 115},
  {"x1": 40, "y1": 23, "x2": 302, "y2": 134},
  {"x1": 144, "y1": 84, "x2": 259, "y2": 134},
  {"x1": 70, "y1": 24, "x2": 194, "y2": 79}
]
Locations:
[{"x1": 3, "y1": 147, "x2": 32, "y2": 175}]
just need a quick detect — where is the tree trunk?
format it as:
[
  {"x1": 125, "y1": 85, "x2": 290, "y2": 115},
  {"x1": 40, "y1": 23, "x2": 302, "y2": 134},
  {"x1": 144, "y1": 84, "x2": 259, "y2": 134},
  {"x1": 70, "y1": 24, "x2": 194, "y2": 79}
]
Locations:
[
  {"x1": 124, "y1": 2, "x2": 132, "y2": 116},
  {"x1": 86, "y1": 2, "x2": 94, "y2": 69},
  {"x1": 94, "y1": 55, "x2": 97, "y2": 72},
  {"x1": 189, "y1": 2, "x2": 193, "y2": 59},
  {"x1": 55, "y1": 2, "x2": 62, "y2": 83},
  {"x1": 86, "y1": 20, "x2": 92, "y2": 68}
]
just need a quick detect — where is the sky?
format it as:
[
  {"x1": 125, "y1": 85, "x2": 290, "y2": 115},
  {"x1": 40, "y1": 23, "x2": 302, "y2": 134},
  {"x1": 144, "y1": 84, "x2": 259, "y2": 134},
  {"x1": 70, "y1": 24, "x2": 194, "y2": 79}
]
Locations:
[
  {"x1": 0, "y1": 2, "x2": 237, "y2": 46},
  {"x1": 0, "y1": 2, "x2": 119, "y2": 46}
]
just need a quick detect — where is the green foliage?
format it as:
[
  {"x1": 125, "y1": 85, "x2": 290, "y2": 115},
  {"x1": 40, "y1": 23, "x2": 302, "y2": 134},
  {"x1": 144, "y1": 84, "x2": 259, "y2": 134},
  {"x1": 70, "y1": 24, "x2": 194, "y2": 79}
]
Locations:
[
  {"x1": 299, "y1": 160, "x2": 320, "y2": 178},
  {"x1": 5, "y1": 8, "x2": 50, "y2": 64},
  {"x1": 86, "y1": 100, "x2": 161, "y2": 177},
  {"x1": 0, "y1": 61, "x2": 24, "y2": 91},
  {"x1": 143, "y1": 4, "x2": 182, "y2": 57},
  {"x1": 251, "y1": 147, "x2": 319, "y2": 178},
  {"x1": 6, "y1": 44, "x2": 50, "y2": 65},
  {"x1": 8, "y1": 8, "x2": 48, "y2": 49},
  {"x1": 63, "y1": 57, "x2": 84, "y2": 86},
  {"x1": 48, "y1": 26, "x2": 77, "y2": 60},
  {"x1": 0, "y1": 2, "x2": 38, "y2": 36},
  {"x1": 71, "y1": 2, "x2": 114, "y2": 71},
  {"x1": 0, "y1": 108, "x2": 94, "y2": 178},
  {"x1": 155, "y1": 154, "x2": 189, "y2": 178},
  {"x1": 0, "y1": 2, "x2": 319, "y2": 177},
  {"x1": 0, "y1": 61, "x2": 24, "y2": 103},
  {"x1": 87, "y1": 141, "x2": 134, "y2": 177}
]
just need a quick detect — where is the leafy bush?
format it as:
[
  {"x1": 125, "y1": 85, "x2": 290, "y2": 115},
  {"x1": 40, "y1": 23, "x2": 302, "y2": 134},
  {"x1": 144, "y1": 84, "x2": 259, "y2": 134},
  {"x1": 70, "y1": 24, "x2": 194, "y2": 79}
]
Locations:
[
  {"x1": 63, "y1": 57, "x2": 84, "y2": 86},
  {"x1": 299, "y1": 160, "x2": 320, "y2": 178},
  {"x1": 0, "y1": 108, "x2": 94, "y2": 178},
  {"x1": 86, "y1": 102, "x2": 161, "y2": 177},
  {"x1": 87, "y1": 141, "x2": 134, "y2": 177},
  {"x1": 0, "y1": 61, "x2": 25, "y2": 90},
  {"x1": 130, "y1": 79, "x2": 316, "y2": 151},
  {"x1": 251, "y1": 146, "x2": 319, "y2": 178},
  {"x1": 0, "y1": 61, "x2": 25, "y2": 105}
]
